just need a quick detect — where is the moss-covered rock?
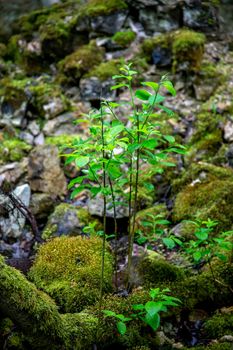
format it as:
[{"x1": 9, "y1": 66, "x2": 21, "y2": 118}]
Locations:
[
  {"x1": 78, "y1": 0, "x2": 128, "y2": 17},
  {"x1": 172, "y1": 29, "x2": 206, "y2": 72},
  {"x1": 182, "y1": 343, "x2": 232, "y2": 350},
  {"x1": 29, "y1": 236, "x2": 113, "y2": 312},
  {"x1": 58, "y1": 42, "x2": 104, "y2": 83},
  {"x1": 0, "y1": 138, "x2": 32, "y2": 164},
  {"x1": 204, "y1": 312, "x2": 233, "y2": 339},
  {"x1": 42, "y1": 203, "x2": 102, "y2": 239},
  {"x1": 85, "y1": 59, "x2": 121, "y2": 81},
  {"x1": 140, "y1": 29, "x2": 205, "y2": 73},
  {"x1": 138, "y1": 251, "x2": 184, "y2": 287},
  {"x1": 112, "y1": 30, "x2": 136, "y2": 47}
]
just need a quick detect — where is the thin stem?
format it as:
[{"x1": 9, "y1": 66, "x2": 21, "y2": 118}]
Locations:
[
  {"x1": 127, "y1": 111, "x2": 140, "y2": 290},
  {"x1": 108, "y1": 176, "x2": 118, "y2": 291},
  {"x1": 99, "y1": 105, "x2": 107, "y2": 311}
]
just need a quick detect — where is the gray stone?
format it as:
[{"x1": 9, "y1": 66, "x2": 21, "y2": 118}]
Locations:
[
  {"x1": 19, "y1": 131, "x2": 34, "y2": 145},
  {"x1": 80, "y1": 77, "x2": 116, "y2": 101},
  {"x1": 139, "y1": 7, "x2": 180, "y2": 34},
  {"x1": 224, "y1": 120, "x2": 233, "y2": 142},
  {"x1": 27, "y1": 121, "x2": 40, "y2": 136},
  {"x1": 43, "y1": 111, "x2": 83, "y2": 136},
  {"x1": 30, "y1": 193, "x2": 55, "y2": 220},
  {"x1": 88, "y1": 194, "x2": 128, "y2": 219},
  {"x1": 28, "y1": 145, "x2": 67, "y2": 197},
  {"x1": 34, "y1": 133, "x2": 45, "y2": 146},
  {"x1": 90, "y1": 11, "x2": 128, "y2": 35},
  {"x1": 0, "y1": 184, "x2": 31, "y2": 239}
]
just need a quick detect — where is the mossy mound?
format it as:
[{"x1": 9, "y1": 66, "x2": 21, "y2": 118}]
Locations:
[
  {"x1": 112, "y1": 30, "x2": 136, "y2": 47},
  {"x1": 182, "y1": 343, "x2": 232, "y2": 350},
  {"x1": 138, "y1": 251, "x2": 184, "y2": 287},
  {"x1": 85, "y1": 59, "x2": 121, "y2": 81},
  {"x1": 58, "y1": 42, "x2": 104, "y2": 83},
  {"x1": 29, "y1": 236, "x2": 113, "y2": 312},
  {"x1": 204, "y1": 311, "x2": 233, "y2": 338},
  {"x1": 78, "y1": 0, "x2": 128, "y2": 17},
  {"x1": 0, "y1": 138, "x2": 32, "y2": 164},
  {"x1": 0, "y1": 76, "x2": 70, "y2": 118},
  {"x1": 42, "y1": 203, "x2": 102, "y2": 239},
  {"x1": 141, "y1": 29, "x2": 206, "y2": 73}
]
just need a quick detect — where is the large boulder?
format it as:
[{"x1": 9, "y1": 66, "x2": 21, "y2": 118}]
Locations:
[{"x1": 28, "y1": 145, "x2": 67, "y2": 197}]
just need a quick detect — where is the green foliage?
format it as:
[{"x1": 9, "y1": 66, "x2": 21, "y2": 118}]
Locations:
[
  {"x1": 78, "y1": 0, "x2": 128, "y2": 17},
  {"x1": 85, "y1": 59, "x2": 122, "y2": 81},
  {"x1": 103, "y1": 288, "x2": 181, "y2": 335},
  {"x1": 204, "y1": 312, "x2": 233, "y2": 338},
  {"x1": 112, "y1": 31, "x2": 136, "y2": 47}
]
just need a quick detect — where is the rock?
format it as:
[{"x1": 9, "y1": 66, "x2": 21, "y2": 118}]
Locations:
[
  {"x1": 172, "y1": 343, "x2": 184, "y2": 349},
  {"x1": 27, "y1": 121, "x2": 40, "y2": 136},
  {"x1": 34, "y1": 133, "x2": 45, "y2": 146},
  {"x1": 80, "y1": 77, "x2": 116, "y2": 101},
  {"x1": 88, "y1": 194, "x2": 128, "y2": 218},
  {"x1": 28, "y1": 145, "x2": 67, "y2": 197},
  {"x1": 90, "y1": 11, "x2": 128, "y2": 35},
  {"x1": 139, "y1": 8, "x2": 179, "y2": 34},
  {"x1": 43, "y1": 203, "x2": 85, "y2": 238},
  {"x1": 220, "y1": 335, "x2": 233, "y2": 343},
  {"x1": 43, "y1": 110, "x2": 86, "y2": 136},
  {"x1": 152, "y1": 47, "x2": 172, "y2": 67},
  {"x1": 43, "y1": 97, "x2": 67, "y2": 120},
  {"x1": 30, "y1": 193, "x2": 55, "y2": 220},
  {"x1": 183, "y1": 2, "x2": 219, "y2": 32},
  {"x1": 224, "y1": 121, "x2": 233, "y2": 142},
  {"x1": 0, "y1": 0, "x2": 42, "y2": 40},
  {"x1": 0, "y1": 184, "x2": 31, "y2": 239},
  {"x1": 0, "y1": 159, "x2": 28, "y2": 187},
  {"x1": 19, "y1": 131, "x2": 34, "y2": 145}
]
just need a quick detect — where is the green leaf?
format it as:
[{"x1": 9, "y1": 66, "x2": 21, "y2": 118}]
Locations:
[
  {"x1": 132, "y1": 304, "x2": 145, "y2": 311},
  {"x1": 75, "y1": 156, "x2": 89, "y2": 168},
  {"x1": 135, "y1": 89, "x2": 151, "y2": 101},
  {"x1": 162, "y1": 80, "x2": 176, "y2": 96},
  {"x1": 111, "y1": 83, "x2": 128, "y2": 90},
  {"x1": 141, "y1": 138, "x2": 158, "y2": 150},
  {"x1": 70, "y1": 186, "x2": 85, "y2": 199},
  {"x1": 148, "y1": 94, "x2": 165, "y2": 106},
  {"x1": 164, "y1": 135, "x2": 175, "y2": 143},
  {"x1": 117, "y1": 321, "x2": 127, "y2": 335},
  {"x1": 162, "y1": 237, "x2": 176, "y2": 249},
  {"x1": 103, "y1": 310, "x2": 117, "y2": 317},
  {"x1": 145, "y1": 312, "x2": 160, "y2": 331},
  {"x1": 145, "y1": 301, "x2": 162, "y2": 316},
  {"x1": 141, "y1": 81, "x2": 159, "y2": 92},
  {"x1": 193, "y1": 251, "x2": 202, "y2": 262},
  {"x1": 195, "y1": 230, "x2": 208, "y2": 241},
  {"x1": 109, "y1": 124, "x2": 125, "y2": 138}
]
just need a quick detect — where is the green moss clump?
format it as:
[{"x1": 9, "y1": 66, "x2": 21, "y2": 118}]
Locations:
[
  {"x1": 182, "y1": 343, "x2": 231, "y2": 350},
  {"x1": 173, "y1": 179, "x2": 233, "y2": 231},
  {"x1": 0, "y1": 139, "x2": 32, "y2": 164},
  {"x1": 112, "y1": 31, "x2": 136, "y2": 47},
  {"x1": 138, "y1": 252, "x2": 184, "y2": 287},
  {"x1": 172, "y1": 29, "x2": 206, "y2": 72},
  {"x1": 186, "y1": 129, "x2": 223, "y2": 163},
  {"x1": 79, "y1": 0, "x2": 128, "y2": 17},
  {"x1": 29, "y1": 236, "x2": 113, "y2": 312},
  {"x1": 86, "y1": 59, "x2": 121, "y2": 81},
  {"x1": 45, "y1": 134, "x2": 79, "y2": 148},
  {"x1": 140, "y1": 29, "x2": 205, "y2": 72},
  {"x1": 58, "y1": 42, "x2": 104, "y2": 82},
  {"x1": 204, "y1": 312, "x2": 233, "y2": 338}
]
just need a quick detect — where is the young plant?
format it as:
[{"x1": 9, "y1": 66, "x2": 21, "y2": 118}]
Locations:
[
  {"x1": 103, "y1": 288, "x2": 181, "y2": 335},
  {"x1": 135, "y1": 213, "x2": 183, "y2": 250}
]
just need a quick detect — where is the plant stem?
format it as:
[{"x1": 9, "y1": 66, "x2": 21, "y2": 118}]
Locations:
[
  {"x1": 109, "y1": 176, "x2": 118, "y2": 291},
  {"x1": 99, "y1": 105, "x2": 107, "y2": 308}
]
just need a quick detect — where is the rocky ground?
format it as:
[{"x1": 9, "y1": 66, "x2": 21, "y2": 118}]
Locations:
[{"x1": 1, "y1": 0, "x2": 233, "y2": 349}]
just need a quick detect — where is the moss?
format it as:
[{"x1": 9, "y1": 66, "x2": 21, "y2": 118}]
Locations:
[
  {"x1": 58, "y1": 42, "x2": 104, "y2": 82},
  {"x1": 29, "y1": 236, "x2": 113, "y2": 312},
  {"x1": 172, "y1": 29, "x2": 206, "y2": 72},
  {"x1": 0, "y1": 43, "x2": 7, "y2": 58},
  {"x1": 45, "y1": 134, "x2": 79, "y2": 148},
  {"x1": 138, "y1": 252, "x2": 185, "y2": 287},
  {"x1": 42, "y1": 203, "x2": 102, "y2": 239},
  {"x1": 173, "y1": 179, "x2": 233, "y2": 231},
  {"x1": 140, "y1": 29, "x2": 205, "y2": 72},
  {"x1": 112, "y1": 31, "x2": 136, "y2": 47},
  {"x1": 0, "y1": 77, "x2": 70, "y2": 118},
  {"x1": 190, "y1": 112, "x2": 223, "y2": 144},
  {"x1": 204, "y1": 312, "x2": 233, "y2": 338},
  {"x1": 78, "y1": 0, "x2": 128, "y2": 17},
  {"x1": 186, "y1": 129, "x2": 223, "y2": 163},
  {"x1": 85, "y1": 59, "x2": 121, "y2": 81},
  {"x1": 0, "y1": 139, "x2": 32, "y2": 164}
]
